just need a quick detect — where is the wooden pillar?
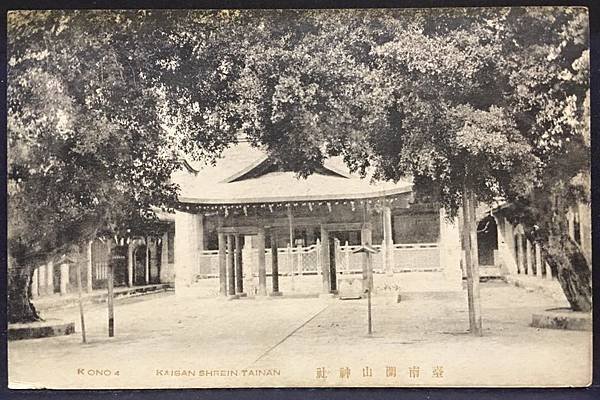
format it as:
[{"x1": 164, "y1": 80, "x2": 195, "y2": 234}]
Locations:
[
  {"x1": 306, "y1": 227, "x2": 315, "y2": 245},
  {"x1": 60, "y1": 263, "x2": 69, "y2": 295},
  {"x1": 235, "y1": 235, "x2": 244, "y2": 294},
  {"x1": 382, "y1": 205, "x2": 393, "y2": 275},
  {"x1": 361, "y1": 224, "x2": 373, "y2": 293},
  {"x1": 256, "y1": 226, "x2": 267, "y2": 296},
  {"x1": 271, "y1": 231, "x2": 281, "y2": 295},
  {"x1": 86, "y1": 241, "x2": 93, "y2": 292},
  {"x1": 218, "y1": 232, "x2": 227, "y2": 296},
  {"x1": 107, "y1": 247, "x2": 115, "y2": 337},
  {"x1": 226, "y1": 235, "x2": 235, "y2": 296},
  {"x1": 287, "y1": 207, "x2": 295, "y2": 290},
  {"x1": 320, "y1": 225, "x2": 331, "y2": 293},
  {"x1": 462, "y1": 187, "x2": 482, "y2": 336},
  {"x1": 329, "y1": 238, "x2": 338, "y2": 292}
]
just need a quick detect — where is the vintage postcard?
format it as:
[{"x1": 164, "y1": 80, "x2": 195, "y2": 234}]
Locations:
[{"x1": 7, "y1": 7, "x2": 592, "y2": 389}]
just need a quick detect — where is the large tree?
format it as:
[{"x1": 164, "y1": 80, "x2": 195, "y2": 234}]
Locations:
[
  {"x1": 8, "y1": 8, "x2": 590, "y2": 325},
  {"x1": 179, "y1": 9, "x2": 590, "y2": 318},
  {"x1": 7, "y1": 10, "x2": 240, "y2": 323}
]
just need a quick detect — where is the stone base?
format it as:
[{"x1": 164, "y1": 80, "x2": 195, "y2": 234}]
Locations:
[
  {"x1": 531, "y1": 308, "x2": 592, "y2": 331},
  {"x1": 8, "y1": 319, "x2": 75, "y2": 341},
  {"x1": 236, "y1": 292, "x2": 248, "y2": 297},
  {"x1": 339, "y1": 295, "x2": 362, "y2": 300},
  {"x1": 319, "y1": 293, "x2": 337, "y2": 299},
  {"x1": 397, "y1": 290, "x2": 465, "y2": 303},
  {"x1": 215, "y1": 294, "x2": 239, "y2": 301},
  {"x1": 269, "y1": 291, "x2": 283, "y2": 297}
]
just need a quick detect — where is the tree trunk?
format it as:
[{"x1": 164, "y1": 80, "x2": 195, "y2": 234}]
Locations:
[
  {"x1": 544, "y1": 234, "x2": 592, "y2": 312},
  {"x1": 8, "y1": 261, "x2": 41, "y2": 324}
]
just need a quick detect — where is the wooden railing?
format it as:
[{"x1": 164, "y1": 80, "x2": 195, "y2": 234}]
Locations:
[{"x1": 196, "y1": 241, "x2": 441, "y2": 278}]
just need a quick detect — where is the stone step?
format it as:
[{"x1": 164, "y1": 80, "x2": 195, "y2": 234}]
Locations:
[
  {"x1": 531, "y1": 308, "x2": 592, "y2": 331},
  {"x1": 8, "y1": 319, "x2": 75, "y2": 341},
  {"x1": 33, "y1": 283, "x2": 173, "y2": 312}
]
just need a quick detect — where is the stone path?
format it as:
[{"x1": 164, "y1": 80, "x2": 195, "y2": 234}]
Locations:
[{"x1": 8, "y1": 282, "x2": 591, "y2": 388}]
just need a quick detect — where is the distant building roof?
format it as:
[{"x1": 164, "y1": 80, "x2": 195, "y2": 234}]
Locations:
[{"x1": 172, "y1": 143, "x2": 412, "y2": 205}]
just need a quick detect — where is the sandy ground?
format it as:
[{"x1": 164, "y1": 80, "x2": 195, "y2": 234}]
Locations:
[{"x1": 8, "y1": 281, "x2": 591, "y2": 389}]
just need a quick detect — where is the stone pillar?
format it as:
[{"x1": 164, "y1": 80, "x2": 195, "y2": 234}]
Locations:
[
  {"x1": 256, "y1": 226, "x2": 267, "y2": 296},
  {"x1": 526, "y1": 239, "x2": 533, "y2": 276},
  {"x1": 174, "y1": 211, "x2": 204, "y2": 296},
  {"x1": 160, "y1": 231, "x2": 170, "y2": 283},
  {"x1": 39, "y1": 264, "x2": 46, "y2": 296},
  {"x1": 296, "y1": 243, "x2": 303, "y2": 275},
  {"x1": 218, "y1": 232, "x2": 227, "y2": 296},
  {"x1": 226, "y1": 235, "x2": 236, "y2": 296},
  {"x1": 127, "y1": 243, "x2": 135, "y2": 287},
  {"x1": 32, "y1": 267, "x2": 40, "y2": 298},
  {"x1": 271, "y1": 231, "x2": 281, "y2": 295},
  {"x1": 497, "y1": 217, "x2": 518, "y2": 276},
  {"x1": 320, "y1": 225, "x2": 331, "y2": 293},
  {"x1": 243, "y1": 235, "x2": 255, "y2": 294},
  {"x1": 46, "y1": 261, "x2": 54, "y2": 295},
  {"x1": 149, "y1": 239, "x2": 159, "y2": 283},
  {"x1": 578, "y1": 202, "x2": 592, "y2": 264},
  {"x1": 545, "y1": 262, "x2": 554, "y2": 280},
  {"x1": 516, "y1": 232, "x2": 524, "y2": 274},
  {"x1": 382, "y1": 206, "x2": 394, "y2": 275},
  {"x1": 439, "y1": 208, "x2": 463, "y2": 290},
  {"x1": 60, "y1": 263, "x2": 69, "y2": 295},
  {"x1": 567, "y1": 207, "x2": 575, "y2": 240},
  {"x1": 145, "y1": 238, "x2": 150, "y2": 285},
  {"x1": 534, "y1": 242, "x2": 543, "y2": 278},
  {"x1": 86, "y1": 241, "x2": 93, "y2": 292},
  {"x1": 235, "y1": 235, "x2": 244, "y2": 294}
]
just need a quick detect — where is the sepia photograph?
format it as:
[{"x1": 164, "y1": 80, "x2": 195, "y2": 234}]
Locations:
[{"x1": 6, "y1": 6, "x2": 592, "y2": 389}]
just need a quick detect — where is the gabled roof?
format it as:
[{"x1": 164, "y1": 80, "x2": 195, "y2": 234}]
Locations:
[
  {"x1": 172, "y1": 143, "x2": 412, "y2": 205},
  {"x1": 222, "y1": 157, "x2": 350, "y2": 183}
]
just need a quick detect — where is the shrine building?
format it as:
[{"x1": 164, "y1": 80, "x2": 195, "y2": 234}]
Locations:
[
  {"x1": 29, "y1": 144, "x2": 587, "y2": 301},
  {"x1": 167, "y1": 143, "x2": 463, "y2": 297}
]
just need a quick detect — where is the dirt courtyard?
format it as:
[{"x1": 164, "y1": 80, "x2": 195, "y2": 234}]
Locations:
[{"x1": 8, "y1": 281, "x2": 591, "y2": 389}]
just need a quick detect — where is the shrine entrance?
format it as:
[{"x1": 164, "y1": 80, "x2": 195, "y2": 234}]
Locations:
[
  {"x1": 328, "y1": 230, "x2": 362, "y2": 292},
  {"x1": 320, "y1": 223, "x2": 371, "y2": 294}
]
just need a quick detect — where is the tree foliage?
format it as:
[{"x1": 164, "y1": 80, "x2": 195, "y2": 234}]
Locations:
[
  {"x1": 177, "y1": 8, "x2": 590, "y2": 310},
  {"x1": 8, "y1": 8, "x2": 591, "y2": 322},
  {"x1": 7, "y1": 10, "x2": 241, "y2": 322}
]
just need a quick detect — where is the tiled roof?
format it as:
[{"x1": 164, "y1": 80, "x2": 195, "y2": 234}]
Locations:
[{"x1": 173, "y1": 143, "x2": 412, "y2": 204}]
